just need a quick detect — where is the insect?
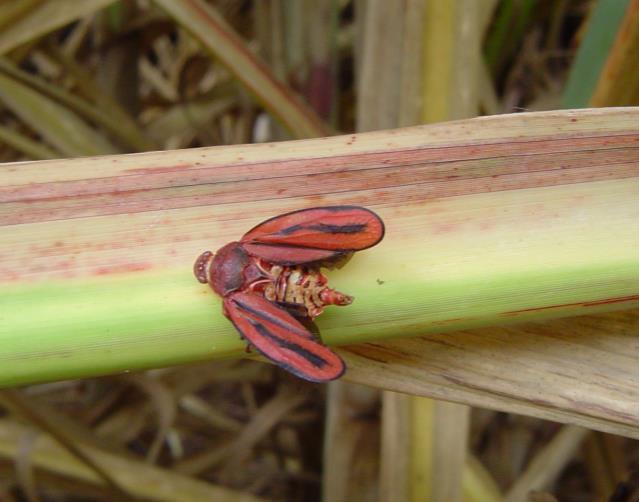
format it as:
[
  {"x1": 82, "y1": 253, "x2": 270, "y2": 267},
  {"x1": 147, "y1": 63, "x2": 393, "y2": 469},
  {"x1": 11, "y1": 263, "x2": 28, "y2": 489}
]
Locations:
[{"x1": 194, "y1": 206, "x2": 385, "y2": 382}]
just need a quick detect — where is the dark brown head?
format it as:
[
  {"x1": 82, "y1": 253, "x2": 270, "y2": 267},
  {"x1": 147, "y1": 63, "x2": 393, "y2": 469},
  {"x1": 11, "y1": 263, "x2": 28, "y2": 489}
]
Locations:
[{"x1": 194, "y1": 242, "x2": 249, "y2": 297}]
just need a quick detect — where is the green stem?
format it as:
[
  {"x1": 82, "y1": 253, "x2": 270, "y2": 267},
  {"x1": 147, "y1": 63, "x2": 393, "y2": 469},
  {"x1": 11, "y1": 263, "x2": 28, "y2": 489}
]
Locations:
[{"x1": 1, "y1": 108, "x2": 639, "y2": 387}]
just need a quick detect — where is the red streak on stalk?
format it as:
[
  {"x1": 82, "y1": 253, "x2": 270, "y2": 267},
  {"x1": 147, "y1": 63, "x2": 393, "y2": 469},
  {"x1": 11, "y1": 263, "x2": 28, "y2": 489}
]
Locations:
[
  {"x1": 93, "y1": 263, "x2": 152, "y2": 276},
  {"x1": 502, "y1": 294, "x2": 639, "y2": 316}
]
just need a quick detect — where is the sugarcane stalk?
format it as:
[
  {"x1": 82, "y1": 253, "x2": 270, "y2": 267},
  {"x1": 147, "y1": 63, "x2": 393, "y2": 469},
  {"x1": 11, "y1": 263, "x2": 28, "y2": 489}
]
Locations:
[{"x1": 1, "y1": 107, "x2": 638, "y2": 387}]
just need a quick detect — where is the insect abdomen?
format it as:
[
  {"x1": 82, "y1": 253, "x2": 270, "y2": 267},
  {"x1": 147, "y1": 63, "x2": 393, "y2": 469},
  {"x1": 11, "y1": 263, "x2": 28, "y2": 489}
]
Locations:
[{"x1": 263, "y1": 266, "x2": 352, "y2": 318}]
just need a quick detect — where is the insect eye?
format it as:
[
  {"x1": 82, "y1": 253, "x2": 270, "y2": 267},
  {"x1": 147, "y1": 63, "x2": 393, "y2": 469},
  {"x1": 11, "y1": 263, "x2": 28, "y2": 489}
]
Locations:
[{"x1": 193, "y1": 251, "x2": 214, "y2": 284}]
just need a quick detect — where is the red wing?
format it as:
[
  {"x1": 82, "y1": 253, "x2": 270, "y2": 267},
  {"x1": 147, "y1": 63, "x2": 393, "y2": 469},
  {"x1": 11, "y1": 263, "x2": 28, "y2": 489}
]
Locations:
[
  {"x1": 240, "y1": 243, "x2": 342, "y2": 265},
  {"x1": 224, "y1": 292, "x2": 345, "y2": 382},
  {"x1": 240, "y1": 206, "x2": 384, "y2": 265}
]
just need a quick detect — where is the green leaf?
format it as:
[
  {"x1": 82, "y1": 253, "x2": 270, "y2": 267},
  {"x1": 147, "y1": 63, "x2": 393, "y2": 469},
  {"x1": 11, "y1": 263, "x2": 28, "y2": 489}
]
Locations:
[
  {"x1": 562, "y1": 0, "x2": 631, "y2": 108},
  {"x1": 0, "y1": 0, "x2": 118, "y2": 55},
  {"x1": 0, "y1": 72, "x2": 120, "y2": 157}
]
